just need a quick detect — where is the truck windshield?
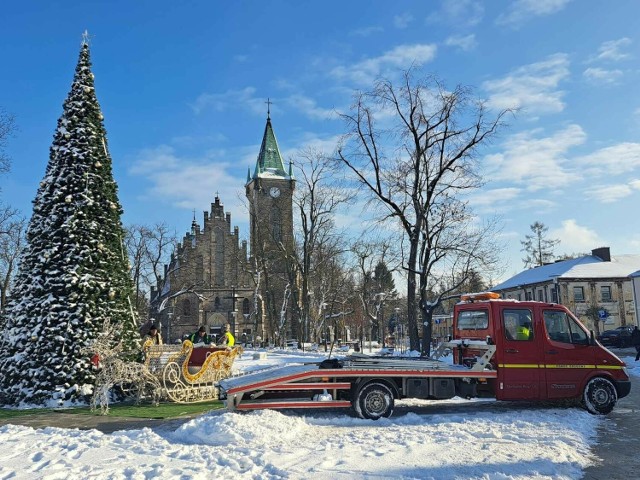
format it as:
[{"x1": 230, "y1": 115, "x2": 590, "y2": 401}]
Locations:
[
  {"x1": 457, "y1": 310, "x2": 489, "y2": 330},
  {"x1": 543, "y1": 310, "x2": 589, "y2": 345}
]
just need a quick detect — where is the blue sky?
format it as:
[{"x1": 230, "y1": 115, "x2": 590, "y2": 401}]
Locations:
[{"x1": 1, "y1": 0, "x2": 639, "y2": 281}]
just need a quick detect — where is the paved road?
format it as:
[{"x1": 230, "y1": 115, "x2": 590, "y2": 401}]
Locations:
[
  {"x1": 584, "y1": 348, "x2": 640, "y2": 480},
  {"x1": 0, "y1": 411, "x2": 194, "y2": 434}
]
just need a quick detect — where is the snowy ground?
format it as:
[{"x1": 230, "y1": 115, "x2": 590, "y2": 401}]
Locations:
[{"x1": 0, "y1": 347, "x2": 636, "y2": 480}]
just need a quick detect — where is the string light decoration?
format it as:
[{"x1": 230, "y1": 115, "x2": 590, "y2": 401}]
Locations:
[{"x1": 81, "y1": 319, "x2": 161, "y2": 415}]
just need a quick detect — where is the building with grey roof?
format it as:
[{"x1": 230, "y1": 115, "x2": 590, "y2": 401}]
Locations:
[{"x1": 491, "y1": 247, "x2": 640, "y2": 334}]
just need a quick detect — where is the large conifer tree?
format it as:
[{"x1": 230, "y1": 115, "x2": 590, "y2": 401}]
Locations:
[{"x1": 0, "y1": 36, "x2": 137, "y2": 406}]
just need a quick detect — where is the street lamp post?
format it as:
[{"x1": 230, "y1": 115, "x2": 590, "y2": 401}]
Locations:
[
  {"x1": 394, "y1": 307, "x2": 400, "y2": 352},
  {"x1": 166, "y1": 310, "x2": 173, "y2": 344}
]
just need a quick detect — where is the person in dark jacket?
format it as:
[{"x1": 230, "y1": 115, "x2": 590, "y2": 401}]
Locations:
[
  {"x1": 631, "y1": 326, "x2": 640, "y2": 361},
  {"x1": 143, "y1": 324, "x2": 163, "y2": 346},
  {"x1": 190, "y1": 326, "x2": 212, "y2": 345}
]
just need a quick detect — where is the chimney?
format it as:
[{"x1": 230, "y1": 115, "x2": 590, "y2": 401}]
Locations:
[{"x1": 592, "y1": 247, "x2": 611, "y2": 262}]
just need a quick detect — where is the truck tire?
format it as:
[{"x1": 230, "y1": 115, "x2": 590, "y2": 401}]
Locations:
[
  {"x1": 583, "y1": 377, "x2": 617, "y2": 415},
  {"x1": 355, "y1": 382, "x2": 394, "y2": 420}
]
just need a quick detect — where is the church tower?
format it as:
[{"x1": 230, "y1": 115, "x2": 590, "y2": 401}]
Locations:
[
  {"x1": 245, "y1": 111, "x2": 295, "y2": 263},
  {"x1": 245, "y1": 110, "x2": 296, "y2": 341}
]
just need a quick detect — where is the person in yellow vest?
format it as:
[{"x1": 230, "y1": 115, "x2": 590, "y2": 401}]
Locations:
[
  {"x1": 515, "y1": 324, "x2": 531, "y2": 341},
  {"x1": 219, "y1": 323, "x2": 235, "y2": 347}
]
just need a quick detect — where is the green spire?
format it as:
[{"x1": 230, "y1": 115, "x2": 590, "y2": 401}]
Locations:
[{"x1": 252, "y1": 117, "x2": 287, "y2": 179}]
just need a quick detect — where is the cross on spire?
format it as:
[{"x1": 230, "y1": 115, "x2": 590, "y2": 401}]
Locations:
[{"x1": 265, "y1": 98, "x2": 273, "y2": 120}]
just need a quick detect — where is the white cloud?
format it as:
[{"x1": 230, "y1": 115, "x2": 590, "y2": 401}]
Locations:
[
  {"x1": 330, "y1": 44, "x2": 437, "y2": 85},
  {"x1": 127, "y1": 145, "x2": 250, "y2": 216},
  {"x1": 583, "y1": 67, "x2": 623, "y2": 85},
  {"x1": 394, "y1": 13, "x2": 413, "y2": 29},
  {"x1": 484, "y1": 124, "x2": 586, "y2": 190},
  {"x1": 349, "y1": 26, "x2": 384, "y2": 37},
  {"x1": 444, "y1": 34, "x2": 477, "y2": 52},
  {"x1": 551, "y1": 219, "x2": 602, "y2": 253},
  {"x1": 585, "y1": 179, "x2": 640, "y2": 203},
  {"x1": 483, "y1": 54, "x2": 570, "y2": 115},
  {"x1": 590, "y1": 38, "x2": 632, "y2": 62},
  {"x1": 427, "y1": 0, "x2": 484, "y2": 27},
  {"x1": 190, "y1": 87, "x2": 262, "y2": 115},
  {"x1": 285, "y1": 94, "x2": 338, "y2": 121},
  {"x1": 280, "y1": 133, "x2": 342, "y2": 160},
  {"x1": 469, "y1": 187, "x2": 521, "y2": 210},
  {"x1": 575, "y1": 142, "x2": 640, "y2": 176},
  {"x1": 496, "y1": 0, "x2": 572, "y2": 28}
]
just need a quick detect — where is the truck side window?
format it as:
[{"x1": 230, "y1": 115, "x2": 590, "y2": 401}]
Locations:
[
  {"x1": 457, "y1": 310, "x2": 488, "y2": 330},
  {"x1": 543, "y1": 310, "x2": 589, "y2": 345},
  {"x1": 502, "y1": 309, "x2": 533, "y2": 341}
]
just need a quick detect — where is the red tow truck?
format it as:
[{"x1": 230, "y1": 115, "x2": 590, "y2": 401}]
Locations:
[{"x1": 219, "y1": 292, "x2": 631, "y2": 419}]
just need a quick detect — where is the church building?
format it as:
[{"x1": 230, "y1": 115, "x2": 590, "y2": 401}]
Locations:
[{"x1": 150, "y1": 112, "x2": 295, "y2": 345}]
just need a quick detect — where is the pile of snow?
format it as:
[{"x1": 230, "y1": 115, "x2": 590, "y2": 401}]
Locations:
[
  {"x1": 0, "y1": 348, "x2": 606, "y2": 479},
  {"x1": 0, "y1": 406, "x2": 600, "y2": 479}
]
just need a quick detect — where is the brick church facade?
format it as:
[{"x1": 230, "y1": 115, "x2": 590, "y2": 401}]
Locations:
[{"x1": 150, "y1": 113, "x2": 295, "y2": 345}]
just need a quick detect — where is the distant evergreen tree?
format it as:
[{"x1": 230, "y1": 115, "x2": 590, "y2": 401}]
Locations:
[
  {"x1": 521, "y1": 221, "x2": 560, "y2": 268},
  {"x1": 0, "y1": 37, "x2": 137, "y2": 406},
  {"x1": 373, "y1": 261, "x2": 396, "y2": 296}
]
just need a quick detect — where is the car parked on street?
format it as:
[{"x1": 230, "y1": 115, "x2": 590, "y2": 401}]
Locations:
[{"x1": 598, "y1": 326, "x2": 634, "y2": 348}]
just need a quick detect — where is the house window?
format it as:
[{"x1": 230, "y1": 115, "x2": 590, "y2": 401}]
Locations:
[
  {"x1": 573, "y1": 286, "x2": 585, "y2": 302},
  {"x1": 525, "y1": 291, "x2": 532, "y2": 301},
  {"x1": 242, "y1": 298, "x2": 250, "y2": 315},
  {"x1": 551, "y1": 287, "x2": 558, "y2": 303},
  {"x1": 601, "y1": 286, "x2": 612, "y2": 302},
  {"x1": 537, "y1": 290, "x2": 544, "y2": 301},
  {"x1": 214, "y1": 297, "x2": 221, "y2": 310},
  {"x1": 517, "y1": 293, "x2": 522, "y2": 301},
  {"x1": 182, "y1": 299, "x2": 191, "y2": 315}
]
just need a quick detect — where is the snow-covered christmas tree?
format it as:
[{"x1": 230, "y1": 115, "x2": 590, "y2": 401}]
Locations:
[{"x1": 0, "y1": 34, "x2": 138, "y2": 406}]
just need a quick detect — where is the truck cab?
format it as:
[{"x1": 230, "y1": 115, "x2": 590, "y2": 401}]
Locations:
[{"x1": 452, "y1": 292, "x2": 631, "y2": 414}]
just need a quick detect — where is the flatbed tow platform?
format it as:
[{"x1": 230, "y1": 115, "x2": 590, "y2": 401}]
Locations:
[{"x1": 219, "y1": 343, "x2": 497, "y2": 417}]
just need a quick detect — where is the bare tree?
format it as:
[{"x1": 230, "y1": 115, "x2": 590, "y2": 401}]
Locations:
[
  {"x1": 0, "y1": 212, "x2": 26, "y2": 313},
  {"x1": 0, "y1": 108, "x2": 16, "y2": 176},
  {"x1": 125, "y1": 222, "x2": 176, "y2": 329},
  {"x1": 351, "y1": 239, "x2": 395, "y2": 345},
  {"x1": 146, "y1": 222, "x2": 177, "y2": 289},
  {"x1": 521, "y1": 221, "x2": 560, "y2": 268},
  {"x1": 337, "y1": 69, "x2": 508, "y2": 355},
  {"x1": 290, "y1": 148, "x2": 353, "y2": 344},
  {"x1": 124, "y1": 224, "x2": 153, "y2": 320}
]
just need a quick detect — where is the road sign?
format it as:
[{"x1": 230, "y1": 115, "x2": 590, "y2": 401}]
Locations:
[{"x1": 598, "y1": 309, "x2": 610, "y2": 320}]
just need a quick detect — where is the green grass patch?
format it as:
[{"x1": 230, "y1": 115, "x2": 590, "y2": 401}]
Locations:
[
  {"x1": 0, "y1": 408, "x2": 55, "y2": 419},
  {"x1": 0, "y1": 401, "x2": 224, "y2": 420},
  {"x1": 61, "y1": 401, "x2": 225, "y2": 419}
]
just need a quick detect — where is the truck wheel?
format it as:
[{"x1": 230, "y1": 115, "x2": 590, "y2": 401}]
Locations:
[
  {"x1": 355, "y1": 382, "x2": 394, "y2": 420},
  {"x1": 583, "y1": 377, "x2": 617, "y2": 415}
]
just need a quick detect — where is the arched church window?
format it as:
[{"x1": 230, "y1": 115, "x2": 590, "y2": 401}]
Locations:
[
  {"x1": 182, "y1": 299, "x2": 191, "y2": 316},
  {"x1": 270, "y1": 207, "x2": 282, "y2": 242},
  {"x1": 214, "y1": 296, "x2": 221, "y2": 311},
  {"x1": 214, "y1": 228, "x2": 225, "y2": 286},
  {"x1": 242, "y1": 298, "x2": 250, "y2": 315}
]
